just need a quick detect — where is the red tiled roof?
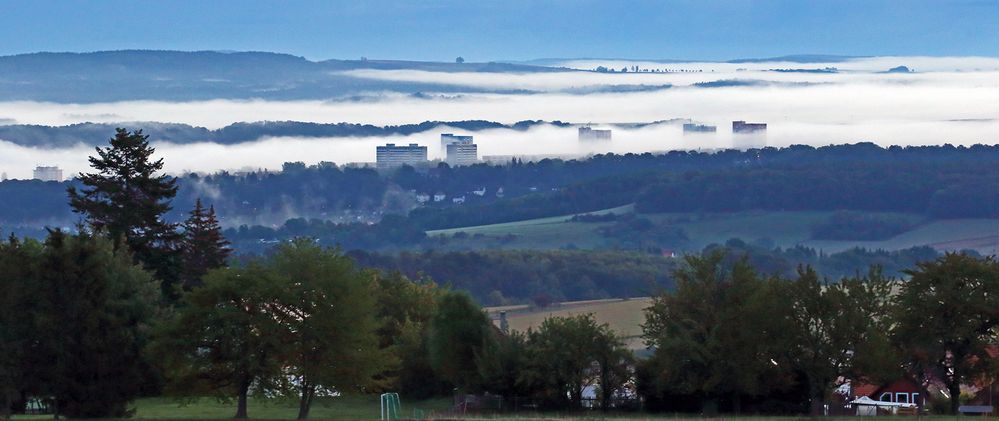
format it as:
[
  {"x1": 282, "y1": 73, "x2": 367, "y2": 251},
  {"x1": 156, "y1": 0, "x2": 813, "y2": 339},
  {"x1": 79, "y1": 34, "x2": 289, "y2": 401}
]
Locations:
[{"x1": 853, "y1": 383, "x2": 879, "y2": 398}]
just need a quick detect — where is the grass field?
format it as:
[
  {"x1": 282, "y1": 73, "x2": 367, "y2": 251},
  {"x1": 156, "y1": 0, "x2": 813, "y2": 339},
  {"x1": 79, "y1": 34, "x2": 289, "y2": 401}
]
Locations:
[
  {"x1": 429, "y1": 206, "x2": 999, "y2": 255},
  {"x1": 6, "y1": 394, "x2": 984, "y2": 420},
  {"x1": 486, "y1": 298, "x2": 653, "y2": 351},
  {"x1": 13, "y1": 396, "x2": 453, "y2": 421}
]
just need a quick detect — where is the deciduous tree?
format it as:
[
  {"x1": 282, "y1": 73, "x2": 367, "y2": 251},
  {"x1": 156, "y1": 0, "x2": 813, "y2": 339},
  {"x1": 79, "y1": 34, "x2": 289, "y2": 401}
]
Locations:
[
  {"x1": 893, "y1": 253, "x2": 999, "y2": 414},
  {"x1": 152, "y1": 265, "x2": 286, "y2": 419},
  {"x1": 427, "y1": 291, "x2": 493, "y2": 392},
  {"x1": 267, "y1": 240, "x2": 389, "y2": 420},
  {"x1": 31, "y1": 230, "x2": 158, "y2": 418}
]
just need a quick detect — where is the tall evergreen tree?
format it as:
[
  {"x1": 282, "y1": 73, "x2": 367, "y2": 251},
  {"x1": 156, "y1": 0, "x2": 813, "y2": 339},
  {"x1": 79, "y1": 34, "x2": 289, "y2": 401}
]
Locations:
[
  {"x1": 67, "y1": 128, "x2": 181, "y2": 297},
  {"x1": 180, "y1": 198, "x2": 231, "y2": 289}
]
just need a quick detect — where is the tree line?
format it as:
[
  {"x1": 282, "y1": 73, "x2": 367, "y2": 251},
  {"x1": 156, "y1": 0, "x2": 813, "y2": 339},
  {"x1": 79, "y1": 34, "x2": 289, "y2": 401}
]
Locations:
[
  {"x1": 349, "y1": 243, "x2": 943, "y2": 305},
  {"x1": 7, "y1": 142, "x2": 999, "y2": 234},
  {"x1": 640, "y1": 251, "x2": 999, "y2": 416}
]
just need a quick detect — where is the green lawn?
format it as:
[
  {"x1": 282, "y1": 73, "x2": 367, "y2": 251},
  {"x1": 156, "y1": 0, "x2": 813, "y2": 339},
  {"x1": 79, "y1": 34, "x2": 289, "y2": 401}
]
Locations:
[
  {"x1": 13, "y1": 395, "x2": 452, "y2": 421},
  {"x1": 426, "y1": 205, "x2": 634, "y2": 250},
  {"x1": 11, "y1": 398, "x2": 991, "y2": 420}
]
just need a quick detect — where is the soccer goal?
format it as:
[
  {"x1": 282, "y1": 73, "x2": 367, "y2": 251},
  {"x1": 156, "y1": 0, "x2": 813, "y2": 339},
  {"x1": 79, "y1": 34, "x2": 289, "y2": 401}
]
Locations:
[{"x1": 380, "y1": 392, "x2": 401, "y2": 420}]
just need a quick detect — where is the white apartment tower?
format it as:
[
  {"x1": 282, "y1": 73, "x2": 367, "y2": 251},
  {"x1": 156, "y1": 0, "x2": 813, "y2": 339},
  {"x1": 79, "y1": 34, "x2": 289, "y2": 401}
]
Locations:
[
  {"x1": 33, "y1": 166, "x2": 63, "y2": 182},
  {"x1": 441, "y1": 133, "x2": 478, "y2": 166}
]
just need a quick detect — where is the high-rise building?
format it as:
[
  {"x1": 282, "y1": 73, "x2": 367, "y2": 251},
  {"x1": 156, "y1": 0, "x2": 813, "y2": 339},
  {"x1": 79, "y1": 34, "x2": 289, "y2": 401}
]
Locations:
[
  {"x1": 578, "y1": 126, "x2": 612, "y2": 141},
  {"x1": 440, "y1": 133, "x2": 478, "y2": 166},
  {"x1": 732, "y1": 120, "x2": 767, "y2": 133},
  {"x1": 732, "y1": 121, "x2": 768, "y2": 149},
  {"x1": 33, "y1": 166, "x2": 63, "y2": 181},
  {"x1": 375, "y1": 143, "x2": 428, "y2": 169},
  {"x1": 441, "y1": 133, "x2": 473, "y2": 154},
  {"x1": 446, "y1": 141, "x2": 478, "y2": 166}
]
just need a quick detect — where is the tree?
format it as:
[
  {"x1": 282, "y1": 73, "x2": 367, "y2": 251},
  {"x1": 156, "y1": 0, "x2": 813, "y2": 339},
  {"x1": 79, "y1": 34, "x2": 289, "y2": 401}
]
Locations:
[
  {"x1": 266, "y1": 240, "x2": 389, "y2": 420},
  {"x1": 427, "y1": 291, "x2": 493, "y2": 392},
  {"x1": 152, "y1": 265, "x2": 287, "y2": 419},
  {"x1": 522, "y1": 314, "x2": 631, "y2": 409},
  {"x1": 67, "y1": 128, "x2": 181, "y2": 297},
  {"x1": 593, "y1": 327, "x2": 633, "y2": 411},
  {"x1": 373, "y1": 272, "x2": 447, "y2": 398},
  {"x1": 0, "y1": 235, "x2": 38, "y2": 421},
  {"x1": 893, "y1": 253, "x2": 999, "y2": 414},
  {"x1": 30, "y1": 230, "x2": 158, "y2": 418},
  {"x1": 455, "y1": 56, "x2": 465, "y2": 64},
  {"x1": 642, "y1": 252, "x2": 789, "y2": 413},
  {"x1": 477, "y1": 330, "x2": 530, "y2": 398},
  {"x1": 180, "y1": 198, "x2": 231, "y2": 289},
  {"x1": 780, "y1": 266, "x2": 899, "y2": 416}
]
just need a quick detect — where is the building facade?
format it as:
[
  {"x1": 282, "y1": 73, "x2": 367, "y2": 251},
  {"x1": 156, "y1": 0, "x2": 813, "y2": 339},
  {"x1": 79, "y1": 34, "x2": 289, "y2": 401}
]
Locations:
[
  {"x1": 440, "y1": 133, "x2": 474, "y2": 154},
  {"x1": 578, "y1": 126, "x2": 612, "y2": 141},
  {"x1": 446, "y1": 142, "x2": 478, "y2": 166},
  {"x1": 33, "y1": 166, "x2": 63, "y2": 182},
  {"x1": 376, "y1": 143, "x2": 428, "y2": 169},
  {"x1": 732, "y1": 120, "x2": 767, "y2": 133}
]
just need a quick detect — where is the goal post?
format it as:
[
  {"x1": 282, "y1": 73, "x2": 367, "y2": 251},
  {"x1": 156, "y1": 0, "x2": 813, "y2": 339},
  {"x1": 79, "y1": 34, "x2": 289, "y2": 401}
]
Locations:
[{"x1": 380, "y1": 392, "x2": 401, "y2": 420}]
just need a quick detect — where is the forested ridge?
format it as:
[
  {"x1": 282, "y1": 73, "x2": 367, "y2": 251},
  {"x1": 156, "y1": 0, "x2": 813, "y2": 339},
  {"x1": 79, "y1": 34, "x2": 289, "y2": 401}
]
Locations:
[
  {"x1": 0, "y1": 119, "x2": 568, "y2": 148},
  {"x1": 6, "y1": 143, "x2": 999, "y2": 235}
]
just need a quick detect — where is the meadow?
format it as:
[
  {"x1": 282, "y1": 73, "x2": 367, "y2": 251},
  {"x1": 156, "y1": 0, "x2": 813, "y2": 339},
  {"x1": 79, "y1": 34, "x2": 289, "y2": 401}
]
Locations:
[
  {"x1": 429, "y1": 207, "x2": 999, "y2": 255},
  {"x1": 13, "y1": 396, "x2": 452, "y2": 421}
]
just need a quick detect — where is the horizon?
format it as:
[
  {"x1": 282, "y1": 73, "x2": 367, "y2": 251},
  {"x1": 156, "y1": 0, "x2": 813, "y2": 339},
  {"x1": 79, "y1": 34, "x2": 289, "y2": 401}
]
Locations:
[{"x1": 4, "y1": 49, "x2": 999, "y2": 63}]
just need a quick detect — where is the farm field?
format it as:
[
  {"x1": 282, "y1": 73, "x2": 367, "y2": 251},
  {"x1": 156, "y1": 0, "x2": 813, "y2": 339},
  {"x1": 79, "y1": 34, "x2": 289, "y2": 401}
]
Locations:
[
  {"x1": 802, "y1": 218, "x2": 999, "y2": 254},
  {"x1": 430, "y1": 207, "x2": 999, "y2": 255},
  {"x1": 486, "y1": 298, "x2": 653, "y2": 351}
]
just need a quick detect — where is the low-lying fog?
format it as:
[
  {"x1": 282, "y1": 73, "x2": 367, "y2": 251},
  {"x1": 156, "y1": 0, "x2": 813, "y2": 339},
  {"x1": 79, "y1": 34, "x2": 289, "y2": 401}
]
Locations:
[{"x1": 0, "y1": 56, "x2": 996, "y2": 179}]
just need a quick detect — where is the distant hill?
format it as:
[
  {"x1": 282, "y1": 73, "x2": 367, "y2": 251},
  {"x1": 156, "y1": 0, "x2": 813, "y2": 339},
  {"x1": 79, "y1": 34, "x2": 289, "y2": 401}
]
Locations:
[
  {"x1": 727, "y1": 54, "x2": 864, "y2": 63},
  {"x1": 0, "y1": 119, "x2": 570, "y2": 148},
  {"x1": 512, "y1": 55, "x2": 865, "y2": 66},
  {"x1": 0, "y1": 50, "x2": 568, "y2": 102}
]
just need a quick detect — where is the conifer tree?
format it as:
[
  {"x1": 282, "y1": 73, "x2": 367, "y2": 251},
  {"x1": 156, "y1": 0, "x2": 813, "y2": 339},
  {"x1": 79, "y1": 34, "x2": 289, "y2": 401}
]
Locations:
[
  {"x1": 180, "y1": 198, "x2": 231, "y2": 289},
  {"x1": 67, "y1": 128, "x2": 181, "y2": 296}
]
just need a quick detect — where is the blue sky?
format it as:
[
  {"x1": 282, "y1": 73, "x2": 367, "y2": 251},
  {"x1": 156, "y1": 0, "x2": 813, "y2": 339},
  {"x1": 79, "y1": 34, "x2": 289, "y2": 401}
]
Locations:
[{"x1": 1, "y1": 0, "x2": 997, "y2": 61}]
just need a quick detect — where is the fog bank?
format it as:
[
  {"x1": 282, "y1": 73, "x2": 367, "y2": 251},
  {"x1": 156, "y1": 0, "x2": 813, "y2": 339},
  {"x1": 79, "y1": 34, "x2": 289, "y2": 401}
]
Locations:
[{"x1": 0, "y1": 56, "x2": 996, "y2": 178}]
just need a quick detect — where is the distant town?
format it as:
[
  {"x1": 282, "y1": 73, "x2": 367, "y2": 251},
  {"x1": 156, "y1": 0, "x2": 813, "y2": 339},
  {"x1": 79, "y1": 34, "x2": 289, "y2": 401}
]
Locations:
[{"x1": 372, "y1": 120, "x2": 768, "y2": 169}]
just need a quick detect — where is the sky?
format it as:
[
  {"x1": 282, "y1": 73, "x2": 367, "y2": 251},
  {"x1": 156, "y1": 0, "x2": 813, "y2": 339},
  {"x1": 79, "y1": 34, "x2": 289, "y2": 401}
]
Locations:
[{"x1": 0, "y1": 0, "x2": 998, "y2": 61}]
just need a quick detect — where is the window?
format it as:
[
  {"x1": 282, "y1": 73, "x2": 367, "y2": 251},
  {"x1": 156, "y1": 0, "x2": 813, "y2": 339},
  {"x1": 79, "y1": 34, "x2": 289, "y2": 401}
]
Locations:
[
  {"x1": 896, "y1": 392, "x2": 910, "y2": 403},
  {"x1": 912, "y1": 393, "x2": 920, "y2": 405},
  {"x1": 880, "y1": 392, "x2": 893, "y2": 402}
]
